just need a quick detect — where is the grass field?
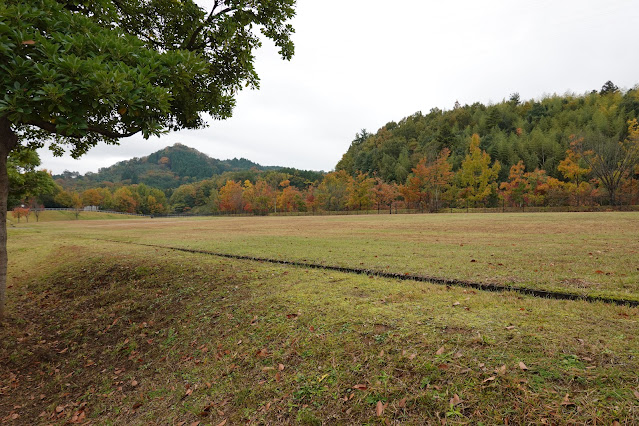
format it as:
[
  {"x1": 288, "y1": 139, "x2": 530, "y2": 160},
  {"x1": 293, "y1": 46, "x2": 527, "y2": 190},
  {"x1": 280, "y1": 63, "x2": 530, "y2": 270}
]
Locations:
[
  {"x1": 26, "y1": 211, "x2": 639, "y2": 301},
  {"x1": 2, "y1": 213, "x2": 639, "y2": 424},
  {"x1": 8, "y1": 210, "x2": 144, "y2": 225}
]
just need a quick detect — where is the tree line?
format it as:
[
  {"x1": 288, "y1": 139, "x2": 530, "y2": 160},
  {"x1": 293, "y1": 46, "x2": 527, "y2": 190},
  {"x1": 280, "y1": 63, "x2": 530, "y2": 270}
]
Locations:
[
  {"x1": 34, "y1": 117, "x2": 639, "y2": 216},
  {"x1": 337, "y1": 82, "x2": 638, "y2": 195},
  {"x1": 12, "y1": 83, "x2": 639, "y2": 216}
]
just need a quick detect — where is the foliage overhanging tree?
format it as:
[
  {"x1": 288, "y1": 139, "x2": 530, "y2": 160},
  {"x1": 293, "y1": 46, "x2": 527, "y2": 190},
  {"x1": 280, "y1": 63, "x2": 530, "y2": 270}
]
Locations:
[{"x1": 0, "y1": 0, "x2": 297, "y2": 320}]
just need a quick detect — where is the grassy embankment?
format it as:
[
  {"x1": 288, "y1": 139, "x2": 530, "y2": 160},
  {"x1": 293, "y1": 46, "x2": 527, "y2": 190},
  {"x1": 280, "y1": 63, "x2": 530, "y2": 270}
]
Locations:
[{"x1": 1, "y1": 213, "x2": 638, "y2": 424}]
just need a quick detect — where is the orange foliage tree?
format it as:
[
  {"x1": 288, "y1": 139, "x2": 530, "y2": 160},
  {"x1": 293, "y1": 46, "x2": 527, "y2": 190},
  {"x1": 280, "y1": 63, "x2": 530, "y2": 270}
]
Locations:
[
  {"x1": 11, "y1": 207, "x2": 29, "y2": 223},
  {"x1": 218, "y1": 180, "x2": 245, "y2": 213},
  {"x1": 347, "y1": 172, "x2": 374, "y2": 211},
  {"x1": 372, "y1": 177, "x2": 399, "y2": 213}
]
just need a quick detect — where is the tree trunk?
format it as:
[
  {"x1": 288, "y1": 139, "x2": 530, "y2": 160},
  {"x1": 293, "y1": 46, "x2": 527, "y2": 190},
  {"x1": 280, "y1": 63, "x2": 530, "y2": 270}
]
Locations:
[{"x1": 0, "y1": 118, "x2": 18, "y2": 321}]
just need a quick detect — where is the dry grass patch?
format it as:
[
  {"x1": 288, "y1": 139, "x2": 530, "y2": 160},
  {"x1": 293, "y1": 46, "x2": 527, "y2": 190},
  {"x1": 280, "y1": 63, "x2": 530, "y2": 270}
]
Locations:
[{"x1": 1, "y1": 234, "x2": 639, "y2": 424}]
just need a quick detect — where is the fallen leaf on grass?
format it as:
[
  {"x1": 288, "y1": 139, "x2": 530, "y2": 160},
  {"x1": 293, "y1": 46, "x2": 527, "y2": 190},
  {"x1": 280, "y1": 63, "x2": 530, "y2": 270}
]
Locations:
[
  {"x1": 452, "y1": 301, "x2": 460, "y2": 306},
  {"x1": 278, "y1": 363, "x2": 285, "y2": 371},
  {"x1": 505, "y1": 325, "x2": 516, "y2": 330},
  {"x1": 256, "y1": 348, "x2": 268, "y2": 358},
  {"x1": 216, "y1": 420, "x2": 227, "y2": 426},
  {"x1": 376, "y1": 401, "x2": 387, "y2": 416},
  {"x1": 497, "y1": 365, "x2": 507, "y2": 375},
  {"x1": 398, "y1": 397, "x2": 407, "y2": 408},
  {"x1": 352, "y1": 384, "x2": 367, "y2": 390},
  {"x1": 185, "y1": 388, "x2": 193, "y2": 397},
  {"x1": 449, "y1": 394, "x2": 462, "y2": 406},
  {"x1": 561, "y1": 393, "x2": 575, "y2": 407},
  {"x1": 131, "y1": 380, "x2": 138, "y2": 387},
  {"x1": 275, "y1": 372, "x2": 281, "y2": 382},
  {"x1": 55, "y1": 405, "x2": 65, "y2": 413},
  {"x1": 519, "y1": 362, "x2": 529, "y2": 371},
  {"x1": 633, "y1": 389, "x2": 639, "y2": 400},
  {"x1": 482, "y1": 376, "x2": 496, "y2": 383},
  {"x1": 436, "y1": 346, "x2": 445, "y2": 355}
]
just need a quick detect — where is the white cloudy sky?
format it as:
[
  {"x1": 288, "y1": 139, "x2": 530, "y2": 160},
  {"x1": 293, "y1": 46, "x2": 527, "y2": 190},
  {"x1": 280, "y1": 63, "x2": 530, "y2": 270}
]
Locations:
[{"x1": 38, "y1": 0, "x2": 639, "y2": 174}]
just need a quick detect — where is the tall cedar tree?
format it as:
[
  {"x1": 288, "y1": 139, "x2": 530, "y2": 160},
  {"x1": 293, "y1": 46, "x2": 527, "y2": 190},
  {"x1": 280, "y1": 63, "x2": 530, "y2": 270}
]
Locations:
[{"x1": 0, "y1": 0, "x2": 296, "y2": 320}]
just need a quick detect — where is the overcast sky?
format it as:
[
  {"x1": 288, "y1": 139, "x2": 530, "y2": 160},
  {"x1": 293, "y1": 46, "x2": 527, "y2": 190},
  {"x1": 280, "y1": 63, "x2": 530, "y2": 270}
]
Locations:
[{"x1": 38, "y1": 0, "x2": 639, "y2": 174}]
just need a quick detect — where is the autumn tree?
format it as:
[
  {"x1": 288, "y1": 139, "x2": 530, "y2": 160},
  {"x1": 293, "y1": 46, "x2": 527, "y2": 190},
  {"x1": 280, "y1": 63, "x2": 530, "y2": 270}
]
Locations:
[
  {"x1": 278, "y1": 180, "x2": 304, "y2": 213},
  {"x1": 570, "y1": 120, "x2": 639, "y2": 205},
  {"x1": 557, "y1": 148, "x2": 591, "y2": 206},
  {"x1": 0, "y1": 0, "x2": 296, "y2": 319},
  {"x1": 457, "y1": 134, "x2": 501, "y2": 207},
  {"x1": 403, "y1": 159, "x2": 430, "y2": 212},
  {"x1": 347, "y1": 172, "x2": 374, "y2": 211},
  {"x1": 11, "y1": 207, "x2": 29, "y2": 223},
  {"x1": 218, "y1": 180, "x2": 245, "y2": 214},
  {"x1": 71, "y1": 191, "x2": 83, "y2": 219},
  {"x1": 81, "y1": 188, "x2": 104, "y2": 208},
  {"x1": 243, "y1": 179, "x2": 274, "y2": 215},
  {"x1": 54, "y1": 189, "x2": 74, "y2": 208},
  {"x1": 304, "y1": 185, "x2": 319, "y2": 214},
  {"x1": 404, "y1": 149, "x2": 454, "y2": 212},
  {"x1": 134, "y1": 184, "x2": 167, "y2": 215},
  {"x1": 372, "y1": 178, "x2": 398, "y2": 214},
  {"x1": 112, "y1": 187, "x2": 137, "y2": 214},
  {"x1": 499, "y1": 161, "x2": 527, "y2": 208},
  {"x1": 316, "y1": 171, "x2": 350, "y2": 211}
]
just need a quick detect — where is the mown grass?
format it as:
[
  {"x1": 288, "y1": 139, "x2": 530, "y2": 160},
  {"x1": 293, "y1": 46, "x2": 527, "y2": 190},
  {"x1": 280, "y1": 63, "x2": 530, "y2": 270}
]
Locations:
[
  {"x1": 19, "y1": 212, "x2": 639, "y2": 301},
  {"x1": 1, "y1": 221, "x2": 639, "y2": 424},
  {"x1": 8, "y1": 210, "x2": 143, "y2": 225}
]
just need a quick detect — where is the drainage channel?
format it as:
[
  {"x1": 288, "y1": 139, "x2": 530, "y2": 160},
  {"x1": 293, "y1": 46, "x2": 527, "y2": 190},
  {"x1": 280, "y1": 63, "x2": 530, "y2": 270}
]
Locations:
[{"x1": 104, "y1": 239, "x2": 638, "y2": 308}]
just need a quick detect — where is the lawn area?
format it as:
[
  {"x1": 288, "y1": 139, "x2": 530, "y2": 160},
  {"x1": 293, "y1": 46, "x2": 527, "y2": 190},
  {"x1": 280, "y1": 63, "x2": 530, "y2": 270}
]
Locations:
[
  {"x1": 8, "y1": 210, "x2": 144, "y2": 225},
  {"x1": 21, "y1": 211, "x2": 639, "y2": 301},
  {"x1": 1, "y1": 213, "x2": 638, "y2": 424}
]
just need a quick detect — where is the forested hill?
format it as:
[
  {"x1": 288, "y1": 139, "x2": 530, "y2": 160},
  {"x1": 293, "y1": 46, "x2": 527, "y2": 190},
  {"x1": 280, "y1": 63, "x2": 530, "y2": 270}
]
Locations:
[
  {"x1": 336, "y1": 82, "x2": 639, "y2": 182},
  {"x1": 54, "y1": 143, "x2": 279, "y2": 190}
]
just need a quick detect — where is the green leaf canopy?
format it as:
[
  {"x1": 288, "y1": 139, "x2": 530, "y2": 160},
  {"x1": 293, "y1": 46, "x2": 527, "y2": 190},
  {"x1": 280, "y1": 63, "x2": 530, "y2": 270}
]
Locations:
[{"x1": 0, "y1": 0, "x2": 296, "y2": 156}]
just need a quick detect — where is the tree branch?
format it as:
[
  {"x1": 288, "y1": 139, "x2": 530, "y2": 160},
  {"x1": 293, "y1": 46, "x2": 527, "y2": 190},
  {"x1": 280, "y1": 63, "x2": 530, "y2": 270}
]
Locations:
[
  {"x1": 25, "y1": 119, "x2": 141, "y2": 139},
  {"x1": 184, "y1": 2, "x2": 237, "y2": 50}
]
